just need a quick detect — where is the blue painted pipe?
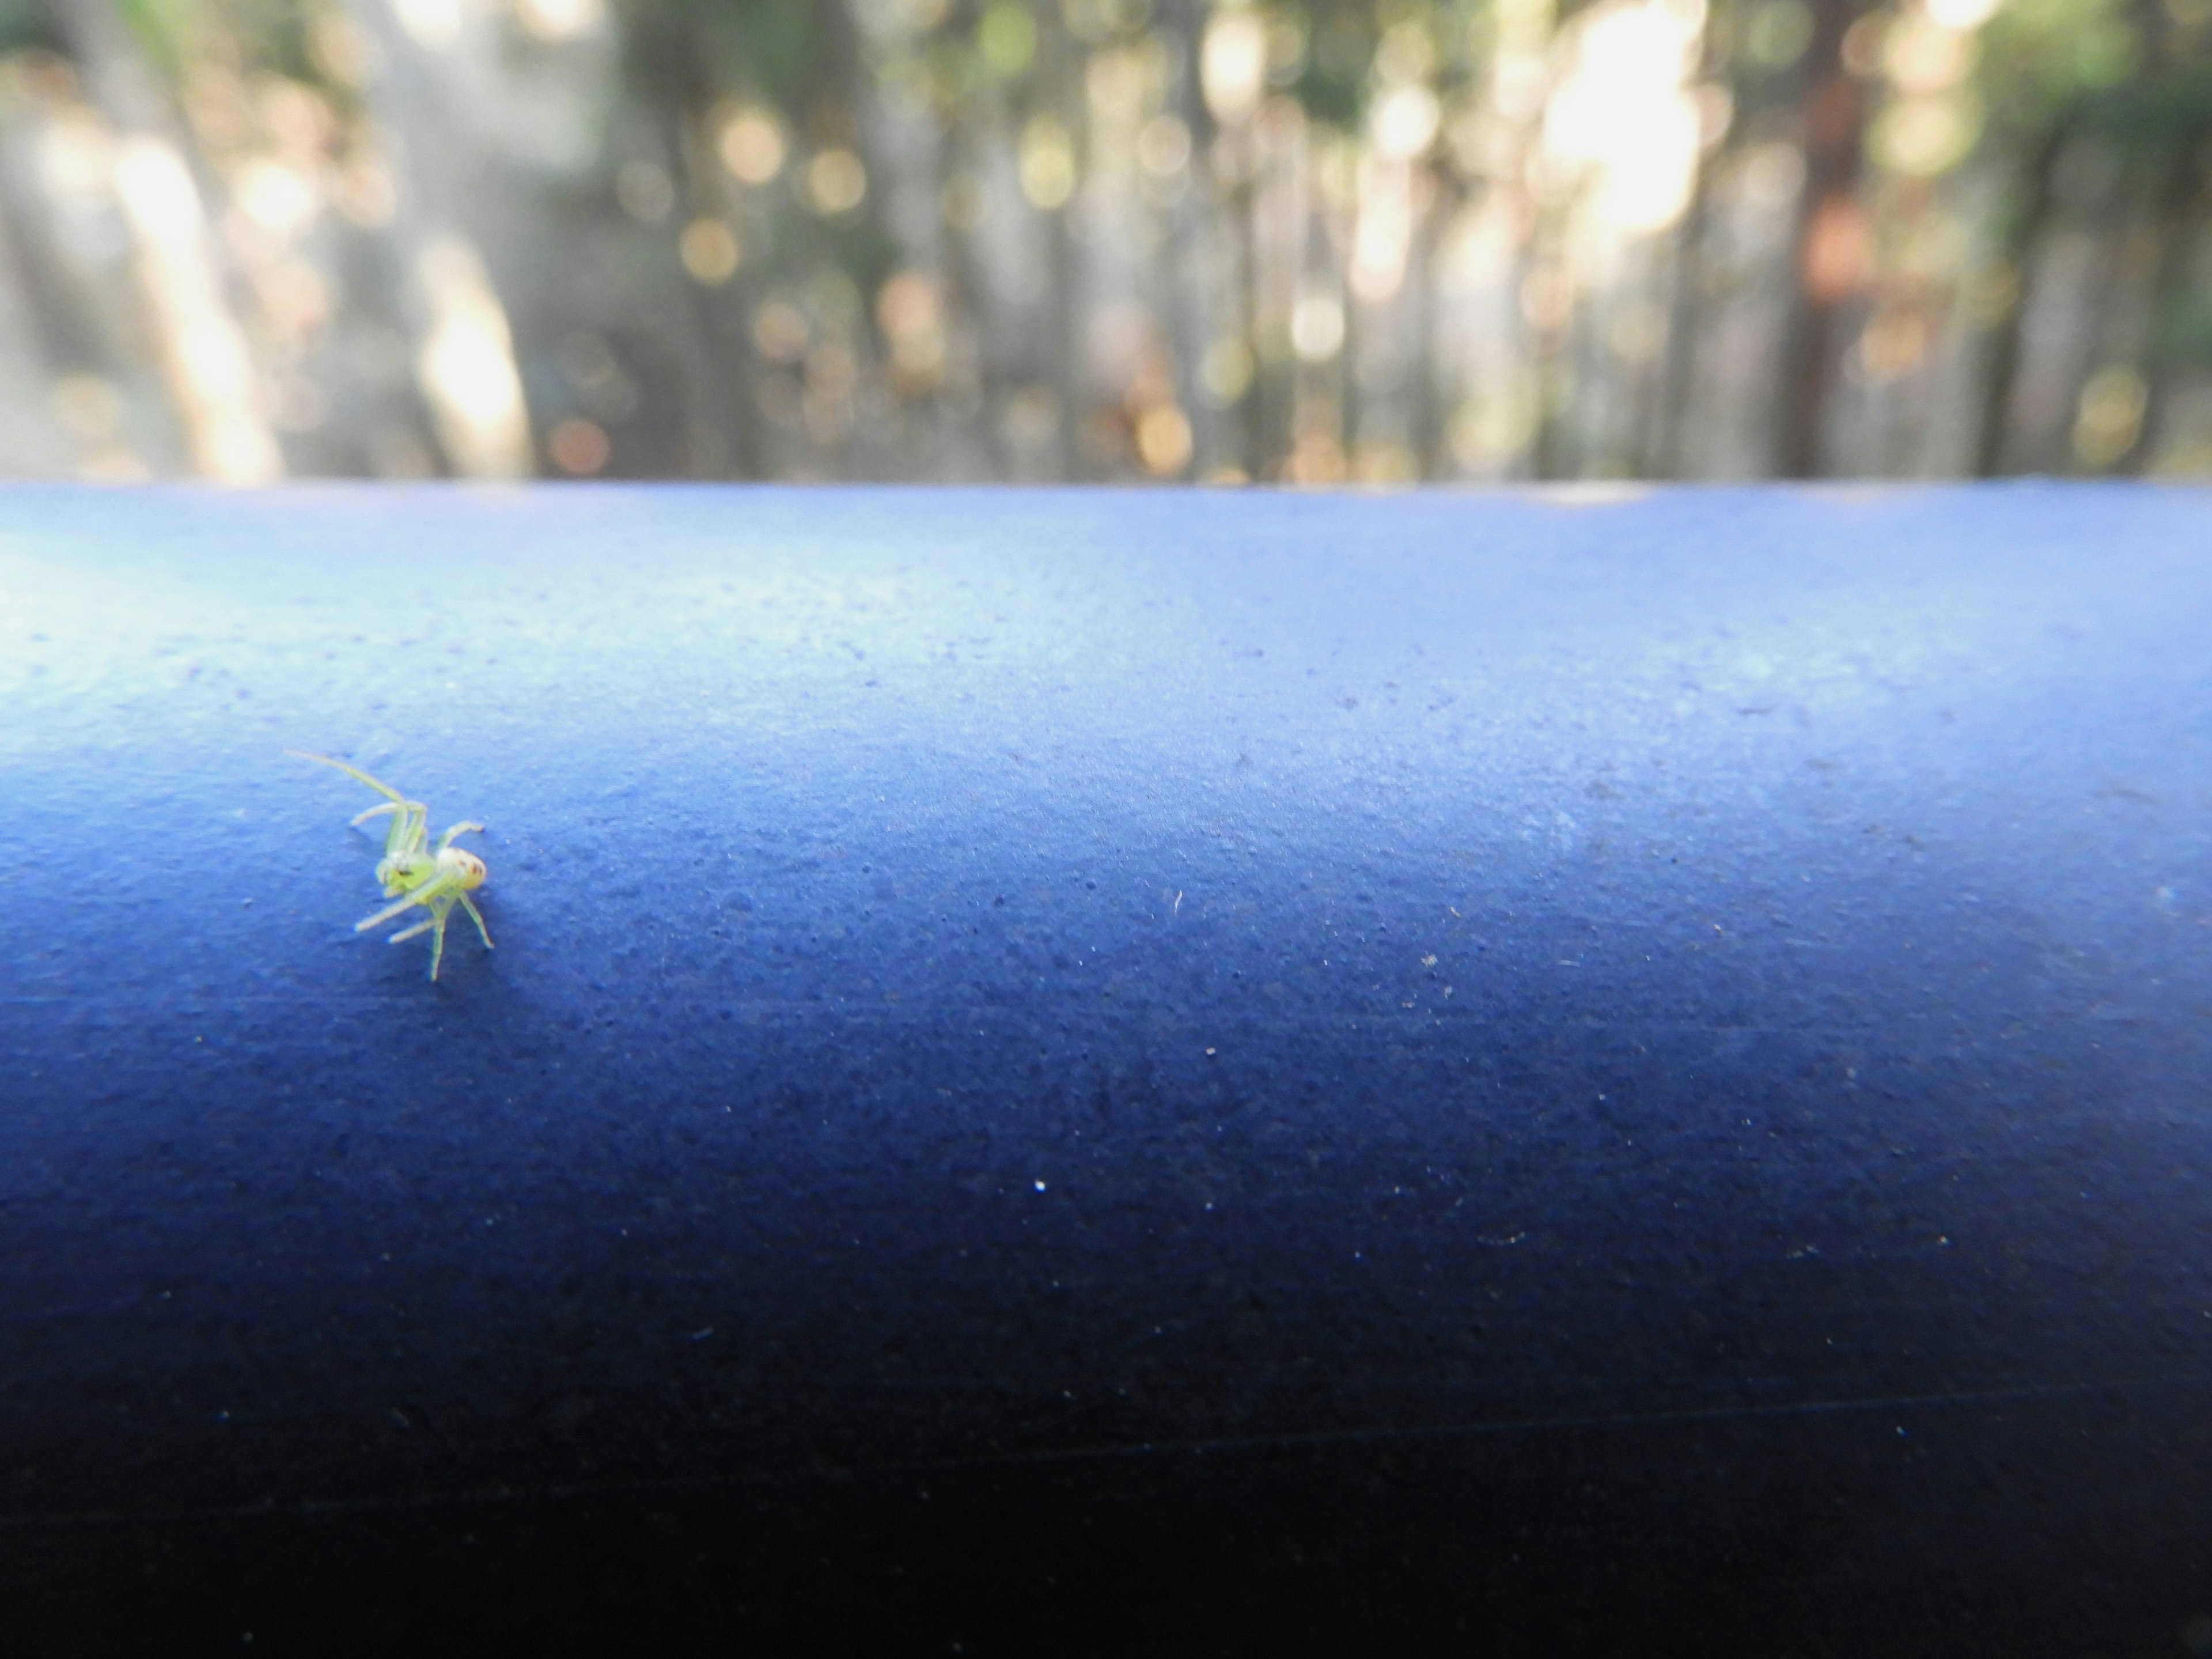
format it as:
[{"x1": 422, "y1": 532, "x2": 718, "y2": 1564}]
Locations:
[{"x1": 5, "y1": 483, "x2": 2211, "y2": 1648}]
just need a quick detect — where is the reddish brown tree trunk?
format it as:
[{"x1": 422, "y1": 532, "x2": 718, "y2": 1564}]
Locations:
[{"x1": 1777, "y1": 0, "x2": 1870, "y2": 478}]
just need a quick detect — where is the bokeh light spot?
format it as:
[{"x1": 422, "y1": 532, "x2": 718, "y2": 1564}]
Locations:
[{"x1": 548, "y1": 416, "x2": 611, "y2": 474}]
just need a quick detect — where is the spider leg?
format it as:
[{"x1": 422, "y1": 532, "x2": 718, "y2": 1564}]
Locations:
[
  {"x1": 288, "y1": 751, "x2": 412, "y2": 807},
  {"x1": 459, "y1": 891, "x2": 494, "y2": 950},
  {"x1": 436, "y1": 820, "x2": 486, "y2": 853},
  {"x1": 346, "y1": 797, "x2": 429, "y2": 859},
  {"x1": 355, "y1": 872, "x2": 459, "y2": 934},
  {"x1": 385, "y1": 903, "x2": 454, "y2": 978},
  {"x1": 395, "y1": 802, "x2": 429, "y2": 859}
]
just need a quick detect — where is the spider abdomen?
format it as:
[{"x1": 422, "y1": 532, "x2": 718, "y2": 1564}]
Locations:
[{"x1": 437, "y1": 847, "x2": 488, "y2": 891}]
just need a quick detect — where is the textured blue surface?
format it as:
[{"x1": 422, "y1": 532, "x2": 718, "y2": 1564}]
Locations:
[{"x1": 4, "y1": 482, "x2": 2212, "y2": 1643}]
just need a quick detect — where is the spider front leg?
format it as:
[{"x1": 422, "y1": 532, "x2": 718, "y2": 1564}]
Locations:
[
  {"x1": 355, "y1": 802, "x2": 431, "y2": 868},
  {"x1": 387, "y1": 893, "x2": 460, "y2": 980},
  {"x1": 289, "y1": 752, "x2": 427, "y2": 857},
  {"x1": 357, "y1": 870, "x2": 463, "y2": 935}
]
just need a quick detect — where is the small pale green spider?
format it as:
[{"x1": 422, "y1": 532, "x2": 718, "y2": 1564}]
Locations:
[{"x1": 289, "y1": 750, "x2": 493, "y2": 980}]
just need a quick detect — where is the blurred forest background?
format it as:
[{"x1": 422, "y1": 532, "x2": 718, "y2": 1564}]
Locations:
[{"x1": 0, "y1": 0, "x2": 2205, "y2": 482}]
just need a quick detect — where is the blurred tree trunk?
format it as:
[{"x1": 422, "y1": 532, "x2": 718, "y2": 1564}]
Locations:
[
  {"x1": 806, "y1": 0, "x2": 900, "y2": 478},
  {"x1": 46, "y1": 0, "x2": 280, "y2": 479},
  {"x1": 1650, "y1": 181, "x2": 1711, "y2": 478},
  {"x1": 1777, "y1": 0, "x2": 1868, "y2": 478},
  {"x1": 1407, "y1": 181, "x2": 1452, "y2": 479},
  {"x1": 1157, "y1": 0, "x2": 1214, "y2": 479},
  {"x1": 625, "y1": 1, "x2": 759, "y2": 479},
  {"x1": 44, "y1": 0, "x2": 163, "y2": 133},
  {"x1": 340, "y1": 0, "x2": 537, "y2": 479},
  {"x1": 1229, "y1": 169, "x2": 1261, "y2": 479},
  {"x1": 1652, "y1": 1, "x2": 1734, "y2": 481},
  {"x1": 936, "y1": 115, "x2": 1008, "y2": 478},
  {"x1": 1042, "y1": 23, "x2": 1085, "y2": 480},
  {"x1": 2120, "y1": 110, "x2": 2211, "y2": 470},
  {"x1": 1526, "y1": 220, "x2": 1566, "y2": 479},
  {"x1": 0, "y1": 195, "x2": 71, "y2": 475},
  {"x1": 1972, "y1": 118, "x2": 2066, "y2": 475}
]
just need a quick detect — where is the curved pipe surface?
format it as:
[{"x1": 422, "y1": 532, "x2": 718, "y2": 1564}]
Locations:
[{"x1": 3, "y1": 483, "x2": 2211, "y2": 1649}]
